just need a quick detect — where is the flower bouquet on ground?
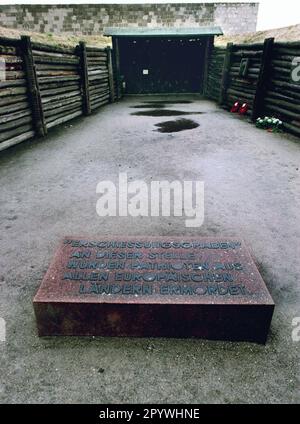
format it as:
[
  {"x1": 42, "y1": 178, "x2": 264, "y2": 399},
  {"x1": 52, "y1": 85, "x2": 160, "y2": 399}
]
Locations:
[{"x1": 256, "y1": 116, "x2": 283, "y2": 132}]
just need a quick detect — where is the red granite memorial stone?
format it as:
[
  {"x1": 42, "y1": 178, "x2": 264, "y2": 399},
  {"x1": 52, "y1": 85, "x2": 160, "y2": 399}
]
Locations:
[{"x1": 33, "y1": 236, "x2": 274, "y2": 343}]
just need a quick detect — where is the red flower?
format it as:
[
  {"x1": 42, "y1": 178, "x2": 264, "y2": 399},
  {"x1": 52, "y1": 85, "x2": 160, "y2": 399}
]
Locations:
[{"x1": 230, "y1": 101, "x2": 240, "y2": 113}]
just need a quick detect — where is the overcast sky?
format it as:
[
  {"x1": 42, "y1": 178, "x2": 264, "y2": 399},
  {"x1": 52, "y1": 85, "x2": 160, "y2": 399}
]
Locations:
[{"x1": 0, "y1": 1, "x2": 299, "y2": 31}]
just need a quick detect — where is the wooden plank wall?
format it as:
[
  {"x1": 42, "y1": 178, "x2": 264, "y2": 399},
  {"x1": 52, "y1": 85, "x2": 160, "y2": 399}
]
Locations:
[
  {"x1": 0, "y1": 38, "x2": 35, "y2": 151},
  {"x1": 0, "y1": 36, "x2": 118, "y2": 152},
  {"x1": 86, "y1": 46, "x2": 110, "y2": 110},
  {"x1": 32, "y1": 42, "x2": 82, "y2": 130},
  {"x1": 265, "y1": 41, "x2": 300, "y2": 136},
  {"x1": 206, "y1": 46, "x2": 226, "y2": 101},
  {"x1": 225, "y1": 42, "x2": 264, "y2": 117},
  {"x1": 209, "y1": 38, "x2": 300, "y2": 137}
]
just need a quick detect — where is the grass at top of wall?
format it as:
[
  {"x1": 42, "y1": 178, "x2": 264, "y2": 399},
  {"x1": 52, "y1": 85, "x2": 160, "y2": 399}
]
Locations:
[
  {"x1": 216, "y1": 23, "x2": 300, "y2": 46},
  {"x1": 0, "y1": 26, "x2": 111, "y2": 48}
]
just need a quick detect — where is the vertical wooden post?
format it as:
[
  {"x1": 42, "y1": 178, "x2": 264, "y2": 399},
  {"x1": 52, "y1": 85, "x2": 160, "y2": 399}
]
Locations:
[
  {"x1": 78, "y1": 41, "x2": 91, "y2": 115},
  {"x1": 112, "y1": 36, "x2": 121, "y2": 100},
  {"x1": 106, "y1": 46, "x2": 115, "y2": 103},
  {"x1": 219, "y1": 42, "x2": 233, "y2": 106},
  {"x1": 20, "y1": 35, "x2": 47, "y2": 136},
  {"x1": 251, "y1": 37, "x2": 274, "y2": 121},
  {"x1": 203, "y1": 36, "x2": 213, "y2": 96}
]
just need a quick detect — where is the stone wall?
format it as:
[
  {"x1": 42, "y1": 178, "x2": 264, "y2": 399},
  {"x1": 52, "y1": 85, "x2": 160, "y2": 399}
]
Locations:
[{"x1": 0, "y1": 3, "x2": 258, "y2": 36}]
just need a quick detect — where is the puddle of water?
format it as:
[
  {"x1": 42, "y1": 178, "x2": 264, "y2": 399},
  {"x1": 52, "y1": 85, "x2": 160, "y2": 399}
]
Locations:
[
  {"x1": 155, "y1": 118, "x2": 199, "y2": 133},
  {"x1": 131, "y1": 109, "x2": 202, "y2": 117}
]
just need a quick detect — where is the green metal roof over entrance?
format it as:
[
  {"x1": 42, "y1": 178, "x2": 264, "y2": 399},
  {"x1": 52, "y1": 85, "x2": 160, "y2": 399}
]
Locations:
[{"x1": 103, "y1": 26, "x2": 223, "y2": 37}]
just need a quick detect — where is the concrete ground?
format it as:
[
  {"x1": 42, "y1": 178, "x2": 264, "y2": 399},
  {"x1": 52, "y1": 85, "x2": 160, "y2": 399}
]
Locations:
[{"x1": 0, "y1": 95, "x2": 299, "y2": 403}]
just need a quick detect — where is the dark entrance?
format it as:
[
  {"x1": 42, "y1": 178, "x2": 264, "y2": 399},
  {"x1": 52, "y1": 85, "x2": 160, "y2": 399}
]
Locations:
[
  {"x1": 118, "y1": 37, "x2": 206, "y2": 94},
  {"x1": 104, "y1": 27, "x2": 223, "y2": 95}
]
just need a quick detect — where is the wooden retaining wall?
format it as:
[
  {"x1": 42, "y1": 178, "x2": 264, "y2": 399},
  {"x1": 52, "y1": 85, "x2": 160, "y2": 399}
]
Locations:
[
  {"x1": 206, "y1": 46, "x2": 226, "y2": 101},
  {"x1": 225, "y1": 42, "x2": 264, "y2": 117},
  {"x1": 0, "y1": 37, "x2": 35, "y2": 151},
  {"x1": 265, "y1": 41, "x2": 300, "y2": 136},
  {"x1": 208, "y1": 38, "x2": 300, "y2": 137},
  {"x1": 32, "y1": 41, "x2": 82, "y2": 131},
  {"x1": 0, "y1": 36, "x2": 118, "y2": 152},
  {"x1": 86, "y1": 46, "x2": 111, "y2": 111}
]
